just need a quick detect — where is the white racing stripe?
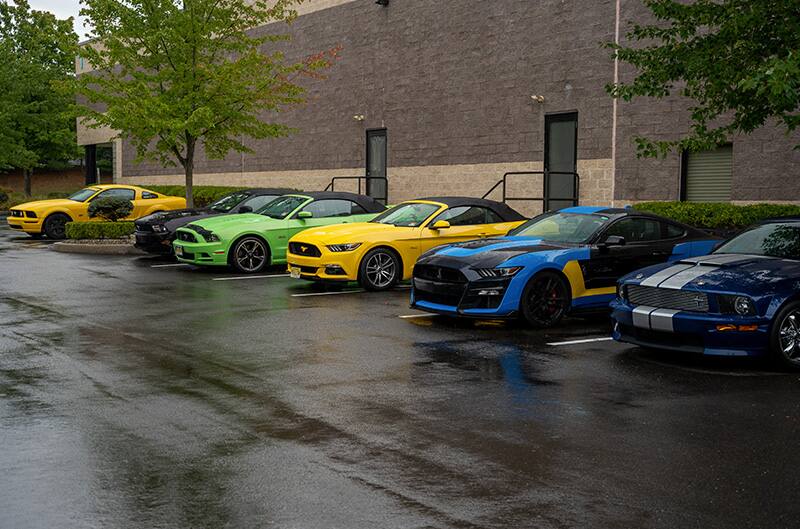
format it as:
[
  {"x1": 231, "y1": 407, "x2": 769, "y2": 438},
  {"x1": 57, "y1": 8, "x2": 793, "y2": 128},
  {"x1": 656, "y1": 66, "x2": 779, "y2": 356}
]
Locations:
[
  {"x1": 639, "y1": 263, "x2": 693, "y2": 287},
  {"x1": 291, "y1": 290, "x2": 365, "y2": 297},
  {"x1": 632, "y1": 306, "x2": 656, "y2": 328},
  {"x1": 212, "y1": 274, "x2": 289, "y2": 281},
  {"x1": 658, "y1": 266, "x2": 717, "y2": 289},
  {"x1": 546, "y1": 337, "x2": 614, "y2": 346},
  {"x1": 650, "y1": 308, "x2": 679, "y2": 332}
]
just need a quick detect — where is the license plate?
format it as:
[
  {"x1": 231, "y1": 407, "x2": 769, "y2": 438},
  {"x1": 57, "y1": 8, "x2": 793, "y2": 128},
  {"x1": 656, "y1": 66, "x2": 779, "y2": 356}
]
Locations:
[
  {"x1": 290, "y1": 266, "x2": 301, "y2": 279},
  {"x1": 174, "y1": 245, "x2": 184, "y2": 257}
]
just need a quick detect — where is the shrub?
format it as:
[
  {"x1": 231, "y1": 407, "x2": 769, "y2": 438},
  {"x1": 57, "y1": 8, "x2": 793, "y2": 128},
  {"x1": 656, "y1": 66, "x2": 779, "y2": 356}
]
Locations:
[
  {"x1": 632, "y1": 202, "x2": 800, "y2": 230},
  {"x1": 0, "y1": 188, "x2": 8, "y2": 206},
  {"x1": 66, "y1": 221, "x2": 135, "y2": 239},
  {"x1": 88, "y1": 196, "x2": 133, "y2": 221},
  {"x1": 145, "y1": 185, "x2": 249, "y2": 207}
]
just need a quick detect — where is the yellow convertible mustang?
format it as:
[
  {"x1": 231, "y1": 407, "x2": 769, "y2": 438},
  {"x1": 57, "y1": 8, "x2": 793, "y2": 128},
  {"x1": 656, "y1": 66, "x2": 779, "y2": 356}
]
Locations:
[
  {"x1": 286, "y1": 197, "x2": 526, "y2": 290},
  {"x1": 7, "y1": 184, "x2": 186, "y2": 239}
]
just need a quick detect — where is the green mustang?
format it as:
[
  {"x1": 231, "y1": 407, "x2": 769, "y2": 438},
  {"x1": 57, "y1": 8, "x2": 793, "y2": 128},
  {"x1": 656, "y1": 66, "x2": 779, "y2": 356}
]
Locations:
[{"x1": 173, "y1": 192, "x2": 386, "y2": 273}]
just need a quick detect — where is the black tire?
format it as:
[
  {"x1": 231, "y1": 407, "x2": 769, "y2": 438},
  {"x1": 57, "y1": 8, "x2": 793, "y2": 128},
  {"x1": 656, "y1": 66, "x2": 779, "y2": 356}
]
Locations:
[
  {"x1": 770, "y1": 300, "x2": 800, "y2": 370},
  {"x1": 43, "y1": 213, "x2": 71, "y2": 240},
  {"x1": 520, "y1": 271, "x2": 571, "y2": 328},
  {"x1": 230, "y1": 236, "x2": 270, "y2": 274},
  {"x1": 358, "y1": 248, "x2": 401, "y2": 291}
]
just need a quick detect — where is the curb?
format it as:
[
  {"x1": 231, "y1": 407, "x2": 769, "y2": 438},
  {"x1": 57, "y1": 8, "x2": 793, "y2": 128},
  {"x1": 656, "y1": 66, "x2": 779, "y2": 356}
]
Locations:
[{"x1": 52, "y1": 241, "x2": 146, "y2": 256}]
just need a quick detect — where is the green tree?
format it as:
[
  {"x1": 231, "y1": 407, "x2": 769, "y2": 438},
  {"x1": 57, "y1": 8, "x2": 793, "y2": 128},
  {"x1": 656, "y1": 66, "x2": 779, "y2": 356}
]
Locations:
[
  {"x1": 607, "y1": 0, "x2": 800, "y2": 157},
  {"x1": 75, "y1": 0, "x2": 338, "y2": 207},
  {"x1": 0, "y1": 0, "x2": 80, "y2": 196}
]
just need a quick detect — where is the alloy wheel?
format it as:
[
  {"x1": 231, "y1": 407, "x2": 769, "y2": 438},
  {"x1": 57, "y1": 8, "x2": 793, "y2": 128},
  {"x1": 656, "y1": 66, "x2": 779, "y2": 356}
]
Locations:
[
  {"x1": 779, "y1": 311, "x2": 800, "y2": 359},
  {"x1": 365, "y1": 252, "x2": 397, "y2": 289},
  {"x1": 525, "y1": 274, "x2": 569, "y2": 326},
  {"x1": 235, "y1": 239, "x2": 266, "y2": 273}
]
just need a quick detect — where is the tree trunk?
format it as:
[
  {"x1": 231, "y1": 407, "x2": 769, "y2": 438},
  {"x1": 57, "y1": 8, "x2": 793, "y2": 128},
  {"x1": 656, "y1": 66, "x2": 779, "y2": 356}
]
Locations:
[
  {"x1": 23, "y1": 168, "x2": 32, "y2": 197},
  {"x1": 184, "y1": 137, "x2": 196, "y2": 208}
]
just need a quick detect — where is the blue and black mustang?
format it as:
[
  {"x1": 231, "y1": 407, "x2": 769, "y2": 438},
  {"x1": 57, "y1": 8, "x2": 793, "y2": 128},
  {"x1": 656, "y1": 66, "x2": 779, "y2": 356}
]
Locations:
[
  {"x1": 411, "y1": 206, "x2": 719, "y2": 327},
  {"x1": 611, "y1": 218, "x2": 800, "y2": 368}
]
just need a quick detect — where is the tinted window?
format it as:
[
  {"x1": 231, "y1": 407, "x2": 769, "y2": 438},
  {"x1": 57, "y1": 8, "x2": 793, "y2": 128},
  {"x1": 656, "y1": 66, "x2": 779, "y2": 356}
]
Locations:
[
  {"x1": 509, "y1": 212, "x2": 609, "y2": 243},
  {"x1": 603, "y1": 218, "x2": 662, "y2": 243},
  {"x1": 433, "y1": 206, "x2": 502, "y2": 226},
  {"x1": 211, "y1": 191, "x2": 250, "y2": 212},
  {"x1": 95, "y1": 188, "x2": 135, "y2": 201},
  {"x1": 350, "y1": 202, "x2": 367, "y2": 214},
  {"x1": 716, "y1": 223, "x2": 800, "y2": 260},
  {"x1": 301, "y1": 199, "x2": 354, "y2": 218},
  {"x1": 239, "y1": 195, "x2": 278, "y2": 212},
  {"x1": 665, "y1": 223, "x2": 685, "y2": 238},
  {"x1": 258, "y1": 196, "x2": 307, "y2": 219},
  {"x1": 142, "y1": 191, "x2": 158, "y2": 199},
  {"x1": 69, "y1": 188, "x2": 100, "y2": 202}
]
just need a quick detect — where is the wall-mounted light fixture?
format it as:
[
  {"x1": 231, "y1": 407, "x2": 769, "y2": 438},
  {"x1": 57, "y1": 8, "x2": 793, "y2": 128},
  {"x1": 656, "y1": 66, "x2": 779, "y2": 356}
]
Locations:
[
  {"x1": 531, "y1": 95, "x2": 545, "y2": 103},
  {"x1": 376, "y1": 0, "x2": 389, "y2": 5},
  {"x1": 353, "y1": 114, "x2": 366, "y2": 122}
]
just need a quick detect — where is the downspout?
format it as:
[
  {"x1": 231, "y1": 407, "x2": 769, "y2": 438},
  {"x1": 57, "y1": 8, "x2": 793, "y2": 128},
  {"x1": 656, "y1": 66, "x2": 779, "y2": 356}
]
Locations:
[{"x1": 610, "y1": 0, "x2": 621, "y2": 207}]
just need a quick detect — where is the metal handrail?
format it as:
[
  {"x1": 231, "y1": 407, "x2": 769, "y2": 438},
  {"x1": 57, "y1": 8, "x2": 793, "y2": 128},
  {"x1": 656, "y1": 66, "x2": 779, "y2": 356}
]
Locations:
[
  {"x1": 482, "y1": 170, "x2": 580, "y2": 212},
  {"x1": 324, "y1": 176, "x2": 389, "y2": 204}
]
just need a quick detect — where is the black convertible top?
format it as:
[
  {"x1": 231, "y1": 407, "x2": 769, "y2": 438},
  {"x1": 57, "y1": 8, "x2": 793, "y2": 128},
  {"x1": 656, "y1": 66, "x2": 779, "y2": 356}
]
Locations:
[
  {"x1": 291, "y1": 191, "x2": 387, "y2": 213},
  {"x1": 247, "y1": 188, "x2": 297, "y2": 196},
  {"x1": 417, "y1": 196, "x2": 526, "y2": 222}
]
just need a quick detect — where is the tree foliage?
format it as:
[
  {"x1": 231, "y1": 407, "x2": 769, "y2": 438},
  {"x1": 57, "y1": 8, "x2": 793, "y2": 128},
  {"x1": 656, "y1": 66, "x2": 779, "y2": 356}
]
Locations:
[
  {"x1": 0, "y1": 0, "x2": 81, "y2": 194},
  {"x1": 88, "y1": 196, "x2": 133, "y2": 221},
  {"x1": 75, "y1": 0, "x2": 339, "y2": 207},
  {"x1": 607, "y1": 0, "x2": 800, "y2": 157}
]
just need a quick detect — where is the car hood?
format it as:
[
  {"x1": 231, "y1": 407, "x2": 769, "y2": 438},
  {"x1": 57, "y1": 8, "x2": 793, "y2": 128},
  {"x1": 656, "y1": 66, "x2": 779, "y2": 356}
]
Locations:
[
  {"x1": 136, "y1": 207, "x2": 211, "y2": 226},
  {"x1": 291, "y1": 222, "x2": 393, "y2": 242},
  {"x1": 181, "y1": 213, "x2": 276, "y2": 233},
  {"x1": 622, "y1": 253, "x2": 800, "y2": 296},
  {"x1": 11, "y1": 199, "x2": 77, "y2": 211},
  {"x1": 419, "y1": 237, "x2": 581, "y2": 269}
]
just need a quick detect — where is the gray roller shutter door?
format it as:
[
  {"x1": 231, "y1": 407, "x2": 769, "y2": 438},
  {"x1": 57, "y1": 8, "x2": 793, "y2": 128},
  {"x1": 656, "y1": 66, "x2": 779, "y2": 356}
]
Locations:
[{"x1": 685, "y1": 145, "x2": 733, "y2": 202}]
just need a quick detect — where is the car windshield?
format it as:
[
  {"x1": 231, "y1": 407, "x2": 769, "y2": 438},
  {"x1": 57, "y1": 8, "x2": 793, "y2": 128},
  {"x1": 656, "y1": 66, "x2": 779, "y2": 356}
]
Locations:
[
  {"x1": 508, "y1": 212, "x2": 609, "y2": 243},
  {"x1": 210, "y1": 191, "x2": 250, "y2": 213},
  {"x1": 715, "y1": 222, "x2": 800, "y2": 260},
  {"x1": 370, "y1": 202, "x2": 440, "y2": 227},
  {"x1": 68, "y1": 188, "x2": 100, "y2": 202},
  {"x1": 256, "y1": 195, "x2": 308, "y2": 219}
]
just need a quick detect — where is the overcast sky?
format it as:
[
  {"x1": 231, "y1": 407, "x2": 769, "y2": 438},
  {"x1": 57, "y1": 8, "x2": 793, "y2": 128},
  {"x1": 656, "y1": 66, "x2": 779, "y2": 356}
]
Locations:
[{"x1": 28, "y1": 0, "x2": 88, "y2": 39}]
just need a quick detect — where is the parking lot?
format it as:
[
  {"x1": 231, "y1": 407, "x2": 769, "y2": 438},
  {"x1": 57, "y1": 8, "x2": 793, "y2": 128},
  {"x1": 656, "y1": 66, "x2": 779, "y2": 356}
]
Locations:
[{"x1": 1, "y1": 223, "x2": 799, "y2": 529}]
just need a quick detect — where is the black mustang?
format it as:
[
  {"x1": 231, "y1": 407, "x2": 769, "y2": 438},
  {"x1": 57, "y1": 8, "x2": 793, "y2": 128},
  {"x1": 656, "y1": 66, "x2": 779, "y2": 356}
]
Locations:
[{"x1": 134, "y1": 188, "x2": 293, "y2": 255}]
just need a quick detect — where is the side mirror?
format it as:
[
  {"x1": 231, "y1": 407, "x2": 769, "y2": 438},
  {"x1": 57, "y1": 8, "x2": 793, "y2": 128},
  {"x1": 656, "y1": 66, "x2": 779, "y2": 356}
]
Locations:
[
  {"x1": 238, "y1": 205, "x2": 253, "y2": 214},
  {"x1": 297, "y1": 211, "x2": 313, "y2": 219},
  {"x1": 431, "y1": 220, "x2": 451, "y2": 230},
  {"x1": 711, "y1": 240, "x2": 724, "y2": 252},
  {"x1": 603, "y1": 235, "x2": 626, "y2": 247}
]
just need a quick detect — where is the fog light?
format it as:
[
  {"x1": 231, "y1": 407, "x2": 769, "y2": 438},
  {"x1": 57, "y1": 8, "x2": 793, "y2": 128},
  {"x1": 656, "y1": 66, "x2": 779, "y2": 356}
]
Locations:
[
  {"x1": 477, "y1": 288, "x2": 504, "y2": 296},
  {"x1": 716, "y1": 324, "x2": 737, "y2": 332},
  {"x1": 738, "y1": 325, "x2": 758, "y2": 332},
  {"x1": 325, "y1": 265, "x2": 346, "y2": 276}
]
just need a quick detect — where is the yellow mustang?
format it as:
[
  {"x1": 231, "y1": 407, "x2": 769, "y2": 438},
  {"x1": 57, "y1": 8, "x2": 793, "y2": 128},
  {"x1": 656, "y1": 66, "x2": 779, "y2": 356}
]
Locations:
[
  {"x1": 7, "y1": 184, "x2": 186, "y2": 239},
  {"x1": 286, "y1": 197, "x2": 526, "y2": 290}
]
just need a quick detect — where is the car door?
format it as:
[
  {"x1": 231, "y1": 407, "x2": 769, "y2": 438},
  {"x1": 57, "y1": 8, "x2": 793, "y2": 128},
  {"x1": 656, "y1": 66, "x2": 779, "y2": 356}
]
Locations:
[
  {"x1": 582, "y1": 217, "x2": 673, "y2": 290},
  {"x1": 89, "y1": 188, "x2": 138, "y2": 220},
  {"x1": 417, "y1": 206, "x2": 502, "y2": 254},
  {"x1": 282, "y1": 199, "x2": 356, "y2": 257}
]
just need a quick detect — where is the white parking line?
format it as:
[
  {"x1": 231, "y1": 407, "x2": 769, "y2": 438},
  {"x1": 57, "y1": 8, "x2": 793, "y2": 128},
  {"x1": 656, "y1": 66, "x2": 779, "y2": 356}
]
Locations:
[
  {"x1": 151, "y1": 263, "x2": 190, "y2": 268},
  {"x1": 291, "y1": 290, "x2": 365, "y2": 297},
  {"x1": 398, "y1": 314, "x2": 434, "y2": 319},
  {"x1": 212, "y1": 274, "x2": 289, "y2": 281},
  {"x1": 546, "y1": 337, "x2": 614, "y2": 346}
]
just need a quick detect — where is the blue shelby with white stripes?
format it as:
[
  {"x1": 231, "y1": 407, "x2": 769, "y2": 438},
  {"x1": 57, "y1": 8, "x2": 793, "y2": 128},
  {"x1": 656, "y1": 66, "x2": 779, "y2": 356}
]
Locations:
[
  {"x1": 611, "y1": 218, "x2": 800, "y2": 368},
  {"x1": 411, "y1": 206, "x2": 718, "y2": 327}
]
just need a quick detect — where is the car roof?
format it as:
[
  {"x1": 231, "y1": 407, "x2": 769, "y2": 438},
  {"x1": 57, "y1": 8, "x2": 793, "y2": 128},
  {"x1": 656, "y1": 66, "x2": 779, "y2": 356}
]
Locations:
[
  {"x1": 286, "y1": 191, "x2": 387, "y2": 213},
  {"x1": 245, "y1": 188, "x2": 296, "y2": 196},
  {"x1": 413, "y1": 196, "x2": 526, "y2": 222}
]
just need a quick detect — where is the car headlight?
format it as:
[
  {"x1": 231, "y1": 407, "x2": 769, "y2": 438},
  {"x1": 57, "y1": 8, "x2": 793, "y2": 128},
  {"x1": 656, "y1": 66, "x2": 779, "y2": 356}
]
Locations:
[
  {"x1": 186, "y1": 224, "x2": 219, "y2": 242},
  {"x1": 326, "y1": 243, "x2": 362, "y2": 252},
  {"x1": 718, "y1": 294, "x2": 757, "y2": 316},
  {"x1": 474, "y1": 266, "x2": 522, "y2": 279},
  {"x1": 152, "y1": 224, "x2": 167, "y2": 233}
]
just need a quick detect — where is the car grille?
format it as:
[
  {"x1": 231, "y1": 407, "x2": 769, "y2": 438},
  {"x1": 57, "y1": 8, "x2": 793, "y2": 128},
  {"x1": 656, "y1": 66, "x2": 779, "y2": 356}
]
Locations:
[
  {"x1": 288, "y1": 242, "x2": 321, "y2": 257},
  {"x1": 626, "y1": 285, "x2": 709, "y2": 312},
  {"x1": 415, "y1": 288, "x2": 465, "y2": 307},
  {"x1": 413, "y1": 265, "x2": 467, "y2": 283},
  {"x1": 177, "y1": 231, "x2": 196, "y2": 243},
  {"x1": 136, "y1": 223, "x2": 153, "y2": 232}
]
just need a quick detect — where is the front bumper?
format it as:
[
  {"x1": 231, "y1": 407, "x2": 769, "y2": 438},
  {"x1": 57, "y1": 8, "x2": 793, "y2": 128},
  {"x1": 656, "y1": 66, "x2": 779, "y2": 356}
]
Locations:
[
  {"x1": 7, "y1": 216, "x2": 43, "y2": 233},
  {"x1": 410, "y1": 275, "x2": 523, "y2": 318},
  {"x1": 134, "y1": 230, "x2": 174, "y2": 254},
  {"x1": 286, "y1": 246, "x2": 360, "y2": 282},
  {"x1": 610, "y1": 298, "x2": 770, "y2": 357},
  {"x1": 173, "y1": 239, "x2": 229, "y2": 266}
]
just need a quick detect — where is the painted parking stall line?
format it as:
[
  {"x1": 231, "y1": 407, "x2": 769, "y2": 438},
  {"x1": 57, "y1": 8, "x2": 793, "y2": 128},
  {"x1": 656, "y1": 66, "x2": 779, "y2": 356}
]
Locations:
[
  {"x1": 151, "y1": 263, "x2": 190, "y2": 268},
  {"x1": 212, "y1": 274, "x2": 289, "y2": 281},
  {"x1": 398, "y1": 313, "x2": 435, "y2": 319},
  {"x1": 546, "y1": 337, "x2": 614, "y2": 346},
  {"x1": 291, "y1": 290, "x2": 365, "y2": 297}
]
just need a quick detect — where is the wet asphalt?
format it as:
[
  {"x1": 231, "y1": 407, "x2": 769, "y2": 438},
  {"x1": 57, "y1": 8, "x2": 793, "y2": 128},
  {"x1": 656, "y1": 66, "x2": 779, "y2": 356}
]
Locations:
[{"x1": 1, "y1": 223, "x2": 799, "y2": 529}]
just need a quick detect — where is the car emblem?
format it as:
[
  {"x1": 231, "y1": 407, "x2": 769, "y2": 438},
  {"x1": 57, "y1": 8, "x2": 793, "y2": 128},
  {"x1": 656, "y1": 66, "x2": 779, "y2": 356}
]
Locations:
[
  {"x1": 693, "y1": 295, "x2": 705, "y2": 308},
  {"x1": 301, "y1": 246, "x2": 307, "y2": 253},
  {"x1": 436, "y1": 268, "x2": 443, "y2": 280},
  {"x1": 635, "y1": 273, "x2": 644, "y2": 279}
]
